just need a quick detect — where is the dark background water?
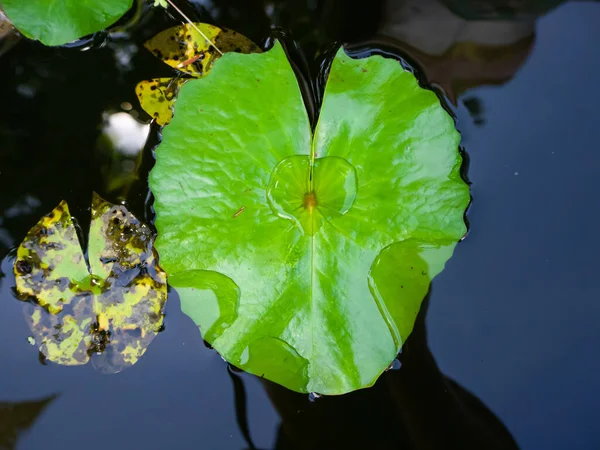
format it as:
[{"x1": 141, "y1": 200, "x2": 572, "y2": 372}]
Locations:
[{"x1": 1, "y1": 1, "x2": 599, "y2": 449}]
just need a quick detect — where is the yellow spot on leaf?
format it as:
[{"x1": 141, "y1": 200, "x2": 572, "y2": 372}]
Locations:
[
  {"x1": 136, "y1": 23, "x2": 261, "y2": 125},
  {"x1": 135, "y1": 78, "x2": 186, "y2": 126},
  {"x1": 14, "y1": 193, "x2": 167, "y2": 372}
]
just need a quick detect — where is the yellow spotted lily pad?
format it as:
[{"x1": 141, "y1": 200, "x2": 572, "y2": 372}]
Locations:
[
  {"x1": 14, "y1": 193, "x2": 167, "y2": 373},
  {"x1": 135, "y1": 77, "x2": 187, "y2": 126},
  {"x1": 135, "y1": 23, "x2": 260, "y2": 126}
]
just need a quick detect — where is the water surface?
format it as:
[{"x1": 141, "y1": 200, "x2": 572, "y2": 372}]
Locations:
[{"x1": 1, "y1": 1, "x2": 599, "y2": 449}]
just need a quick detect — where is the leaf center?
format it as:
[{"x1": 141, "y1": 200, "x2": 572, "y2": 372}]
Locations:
[
  {"x1": 266, "y1": 155, "x2": 358, "y2": 235},
  {"x1": 303, "y1": 191, "x2": 318, "y2": 210}
]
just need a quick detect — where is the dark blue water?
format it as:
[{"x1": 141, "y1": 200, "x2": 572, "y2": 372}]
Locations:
[
  {"x1": 431, "y1": 4, "x2": 600, "y2": 449},
  {"x1": 1, "y1": 1, "x2": 599, "y2": 449}
]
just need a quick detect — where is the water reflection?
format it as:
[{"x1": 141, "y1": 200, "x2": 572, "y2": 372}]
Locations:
[
  {"x1": 262, "y1": 293, "x2": 520, "y2": 449},
  {"x1": 0, "y1": 394, "x2": 57, "y2": 450},
  {"x1": 98, "y1": 111, "x2": 150, "y2": 195},
  {"x1": 0, "y1": 0, "x2": 596, "y2": 448},
  {"x1": 371, "y1": 0, "x2": 536, "y2": 102}
]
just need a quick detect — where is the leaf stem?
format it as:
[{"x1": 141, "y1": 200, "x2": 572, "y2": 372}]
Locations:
[{"x1": 165, "y1": 0, "x2": 223, "y2": 55}]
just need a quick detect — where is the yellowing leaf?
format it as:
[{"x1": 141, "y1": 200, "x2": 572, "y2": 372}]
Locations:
[
  {"x1": 135, "y1": 78, "x2": 187, "y2": 126},
  {"x1": 143, "y1": 23, "x2": 259, "y2": 77},
  {"x1": 14, "y1": 193, "x2": 167, "y2": 372},
  {"x1": 15, "y1": 200, "x2": 89, "y2": 315},
  {"x1": 136, "y1": 23, "x2": 261, "y2": 125}
]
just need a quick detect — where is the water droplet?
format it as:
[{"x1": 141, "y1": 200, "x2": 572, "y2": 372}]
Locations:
[
  {"x1": 308, "y1": 392, "x2": 321, "y2": 402},
  {"x1": 266, "y1": 155, "x2": 358, "y2": 235}
]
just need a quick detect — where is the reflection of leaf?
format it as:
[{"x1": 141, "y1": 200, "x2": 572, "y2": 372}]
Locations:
[
  {"x1": 150, "y1": 42, "x2": 469, "y2": 394},
  {"x1": 135, "y1": 23, "x2": 260, "y2": 126},
  {"x1": 0, "y1": 394, "x2": 56, "y2": 450},
  {"x1": 442, "y1": 0, "x2": 565, "y2": 19},
  {"x1": 14, "y1": 193, "x2": 167, "y2": 372},
  {"x1": 1, "y1": 0, "x2": 133, "y2": 46}
]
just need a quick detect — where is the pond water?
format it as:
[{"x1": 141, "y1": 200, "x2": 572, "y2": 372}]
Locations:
[{"x1": 1, "y1": 1, "x2": 599, "y2": 449}]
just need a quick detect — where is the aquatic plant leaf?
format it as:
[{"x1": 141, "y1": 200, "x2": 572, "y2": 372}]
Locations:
[
  {"x1": 24, "y1": 301, "x2": 93, "y2": 366},
  {"x1": 14, "y1": 194, "x2": 167, "y2": 371},
  {"x1": 14, "y1": 201, "x2": 90, "y2": 315},
  {"x1": 143, "y1": 23, "x2": 260, "y2": 77},
  {"x1": 137, "y1": 23, "x2": 260, "y2": 125},
  {"x1": 88, "y1": 193, "x2": 167, "y2": 372},
  {"x1": 0, "y1": 0, "x2": 133, "y2": 46},
  {"x1": 135, "y1": 78, "x2": 187, "y2": 126},
  {"x1": 150, "y1": 41, "x2": 469, "y2": 394}
]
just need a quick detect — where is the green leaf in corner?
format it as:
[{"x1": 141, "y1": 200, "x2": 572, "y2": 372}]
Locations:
[
  {"x1": 14, "y1": 193, "x2": 167, "y2": 372},
  {"x1": 0, "y1": 0, "x2": 133, "y2": 46},
  {"x1": 150, "y1": 41, "x2": 469, "y2": 394}
]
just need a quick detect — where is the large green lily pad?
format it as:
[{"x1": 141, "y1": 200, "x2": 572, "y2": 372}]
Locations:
[
  {"x1": 0, "y1": 0, "x2": 133, "y2": 46},
  {"x1": 14, "y1": 193, "x2": 167, "y2": 372},
  {"x1": 150, "y1": 41, "x2": 469, "y2": 394}
]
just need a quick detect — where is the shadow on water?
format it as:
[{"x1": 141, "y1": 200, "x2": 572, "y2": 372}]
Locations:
[
  {"x1": 1, "y1": 0, "x2": 599, "y2": 449},
  {"x1": 0, "y1": 394, "x2": 57, "y2": 450},
  {"x1": 261, "y1": 291, "x2": 519, "y2": 450}
]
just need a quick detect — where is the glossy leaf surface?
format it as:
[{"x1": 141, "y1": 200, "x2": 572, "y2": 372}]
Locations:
[
  {"x1": 14, "y1": 194, "x2": 167, "y2": 372},
  {"x1": 1, "y1": 0, "x2": 133, "y2": 46},
  {"x1": 136, "y1": 23, "x2": 260, "y2": 125},
  {"x1": 150, "y1": 41, "x2": 469, "y2": 394}
]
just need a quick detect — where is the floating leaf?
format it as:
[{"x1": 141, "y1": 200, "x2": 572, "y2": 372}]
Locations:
[
  {"x1": 1, "y1": 0, "x2": 133, "y2": 46},
  {"x1": 14, "y1": 193, "x2": 167, "y2": 372},
  {"x1": 143, "y1": 23, "x2": 260, "y2": 76},
  {"x1": 135, "y1": 23, "x2": 260, "y2": 125},
  {"x1": 135, "y1": 78, "x2": 187, "y2": 126},
  {"x1": 150, "y1": 42, "x2": 469, "y2": 394},
  {"x1": 14, "y1": 201, "x2": 89, "y2": 315}
]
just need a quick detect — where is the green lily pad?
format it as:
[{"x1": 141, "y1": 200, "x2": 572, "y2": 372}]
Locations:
[
  {"x1": 0, "y1": 0, "x2": 133, "y2": 46},
  {"x1": 150, "y1": 41, "x2": 469, "y2": 394},
  {"x1": 14, "y1": 193, "x2": 167, "y2": 372}
]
